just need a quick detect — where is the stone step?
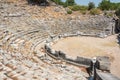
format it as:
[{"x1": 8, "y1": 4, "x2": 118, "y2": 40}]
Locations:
[
  {"x1": 6, "y1": 63, "x2": 17, "y2": 70},
  {"x1": 0, "y1": 72, "x2": 12, "y2": 80}
]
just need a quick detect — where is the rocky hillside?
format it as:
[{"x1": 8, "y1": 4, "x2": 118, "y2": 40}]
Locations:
[{"x1": 0, "y1": 0, "x2": 116, "y2": 36}]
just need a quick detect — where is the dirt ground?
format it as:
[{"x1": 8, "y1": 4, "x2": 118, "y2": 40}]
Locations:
[{"x1": 52, "y1": 35, "x2": 120, "y2": 78}]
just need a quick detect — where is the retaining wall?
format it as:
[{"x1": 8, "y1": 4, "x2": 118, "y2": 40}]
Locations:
[{"x1": 45, "y1": 44, "x2": 92, "y2": 68}]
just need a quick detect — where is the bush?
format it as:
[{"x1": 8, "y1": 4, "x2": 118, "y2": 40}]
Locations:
[
  {"x1": 115, "y1": 7, "x2": 120, "y2": 18},
  {"x1": 65, "y1": 0, "x2": 75, "y2": 6},
  {"x1": 98, "y1": 0, "x2": 120, "y2": 10},
  {"x1": 51, "y1": 0, "x2": 64, "y2": 5},
  {"x1": 79, "y1": 6, "x2": 88, "y2": 11},
  {"x1": 88, "y1": 2, "x2": 95, "y2": 10},
  {"x1": 80, "y1": 10, "x2": 87, "y2": 15},
  {"x1": 27, "y1": 0, "x2": 49, "y2": 5},
  {"x1": 90, "y1": 8, "x2": 101, "y2": 15},
  {"x1": 69, "y1": 5, "x2": 88, "y2": 11},
  {"x1": 67, "y1": 10, "x2": 72, "y2": 14},
  {"x1": 98, "y1": 0, "x2": 111, "y2": 10},
  {"x1": 104, "y1": 12, "x2": 114, "y2": 17},
  {"x1": 107, "y1": 13, "x2": 114, "y2": 17},
  {"x1": 69, "y1": 5, "x2": 81, "y2": 11}
]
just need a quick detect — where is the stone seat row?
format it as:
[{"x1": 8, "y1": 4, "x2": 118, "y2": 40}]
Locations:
[{"x1": 0, "y1": 28, "x2": 49, "y2": 53}]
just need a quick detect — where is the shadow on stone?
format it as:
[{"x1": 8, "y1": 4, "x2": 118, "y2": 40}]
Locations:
[
  {"x1": 115, "y1": 19, "x2": 120, "y2": 34},
  {"x1": 117, "y1": 34, "x2": 120, "y2": 45},
  {"x1": 88, "y1": 76, "x2": 94, "y2": 80}
]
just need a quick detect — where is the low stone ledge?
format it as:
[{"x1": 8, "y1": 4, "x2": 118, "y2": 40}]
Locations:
[
  {"x1": 96, "y1": 71, "x2": 120, "y2": 80},
  {"x1": 44, "y1": 44, "x2": 92, "y2": 68}
]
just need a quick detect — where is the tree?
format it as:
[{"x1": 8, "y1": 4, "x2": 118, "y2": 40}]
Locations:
[
  {"x1": 65, "y1": 0, "x2": 75, "y2": 6},
  {"x1": 88, "y1": 2, "x2": 95, "y2": 10},
  {"x1": 51, "y1": 0, "x2": 64, "y2": 5},
  {"x1": 115, "y1": 7, "x2": 120, "y2": 18},
  {"x1": 98, "y1": 0, "x2": 111, "y2": 10},
  {"x1": 27, "y1": 0, "x2": 49, "y2": 5}
]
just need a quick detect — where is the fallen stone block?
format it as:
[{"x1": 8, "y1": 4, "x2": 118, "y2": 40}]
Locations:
[{"x1": 97, "y1": 56, "x2": 111, "y2": 71}]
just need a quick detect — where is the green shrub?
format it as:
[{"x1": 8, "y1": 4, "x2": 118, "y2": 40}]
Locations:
[
  {"x1": 80, "y1": 6, "x2": 88, "y2": 11},
  {"x1": 67, "y1": 10, "x2": 72, "y2": 14},
  {"x1": 90, "y1": 8, "x2": 101, "y2": 15},
  {"x1": 115, "y1": 7, "x2": 120, "y2": 18},
  {"x1": 98, "y1": 0, "x2": 120, "y2": 10},
  {"x1": 98, "y1": 0, "x2": 111, "y2": 10},
  {"x1": 51, "y1": 0, "x2": 65, "y2": 6},
  {"x1": 79, "y1": 6, "x2": 88, "y2": 11},
  {"x1": 88, "y1": 2, "x2": 95, "y2": 10},
  {"x1": 70, "y1": 5, "x2": 81, "y2": 11},
  {"x1": 27, "y1": 0, "x2": 49, "y2": 5},
  {"x1": 69, "y1": 5, "x2": 88, "y2": 11},
  {"x1": 80, "y1": 10, "x2": 87, "y2": 15},
  {"x1": 108, "y1": 13, "x2": 113, "y2": 17},
  {"x1": 107, "y1": 13, "x2": 114, "y2": 17},
  {"x1": 65, "y1": 0, "x2": 75, "y2": 6}
]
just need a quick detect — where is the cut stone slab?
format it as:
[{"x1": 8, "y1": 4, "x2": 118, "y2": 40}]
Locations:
[{"x1": 97, "y1": 56, "x2": 111, "y2": 71}]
